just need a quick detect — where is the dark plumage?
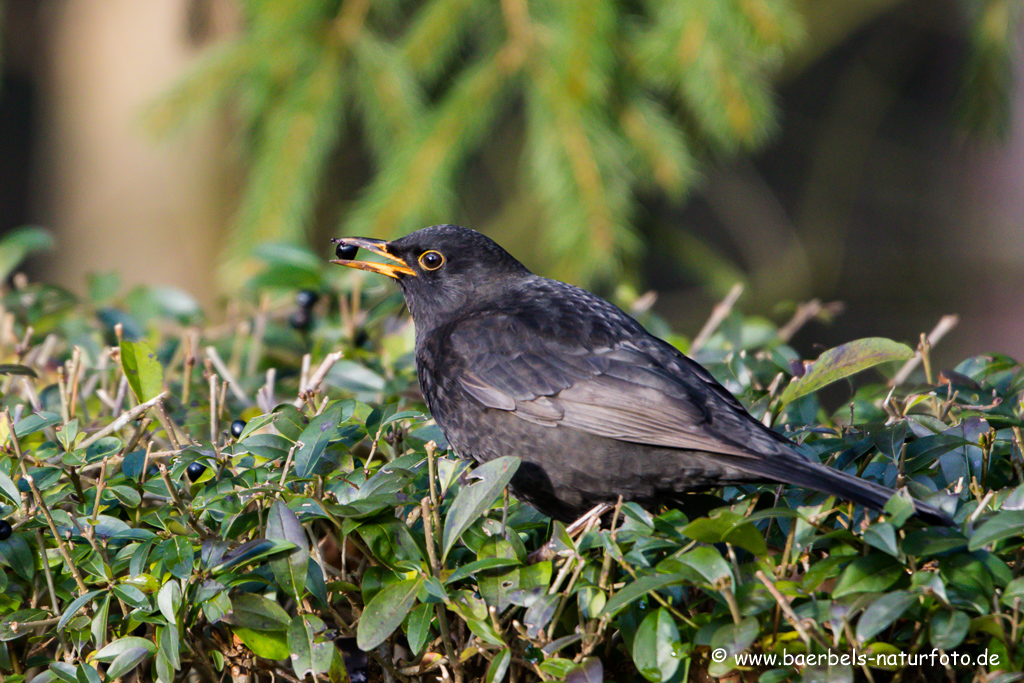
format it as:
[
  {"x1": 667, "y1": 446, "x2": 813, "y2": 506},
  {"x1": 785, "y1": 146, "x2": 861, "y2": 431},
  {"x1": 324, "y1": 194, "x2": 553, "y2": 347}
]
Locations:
[{"x1": 331, "y1": 225, "x2": 954, "y2": 526}]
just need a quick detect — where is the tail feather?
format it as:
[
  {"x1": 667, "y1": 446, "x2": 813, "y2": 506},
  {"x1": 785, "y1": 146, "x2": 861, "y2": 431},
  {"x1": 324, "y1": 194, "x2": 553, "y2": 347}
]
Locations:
[{"x1": 742, "y1": 451, "x2": 956, "y2": 527}]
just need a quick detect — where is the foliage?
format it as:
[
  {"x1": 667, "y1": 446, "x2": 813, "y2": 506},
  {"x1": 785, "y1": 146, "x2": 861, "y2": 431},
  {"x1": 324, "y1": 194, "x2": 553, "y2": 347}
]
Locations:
[
  {"x1": 957, "y1": 0, "x2": 1022, "y2": 138},
  {"x1": 148, "y1": 0, "x2": 802, "y2": 285},
  {"x1": 145, "y1": 0, "x2": 1023, "y2": 291},
  {"x1": 0, "y1": 235, "x2": 1023, "y2": 683}
]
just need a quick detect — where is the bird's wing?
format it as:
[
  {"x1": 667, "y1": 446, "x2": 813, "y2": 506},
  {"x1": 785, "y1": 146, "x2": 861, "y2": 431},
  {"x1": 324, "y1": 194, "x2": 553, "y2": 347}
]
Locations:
[{"x1": 450, "y1": 314, "x2": 776, "y2": 458}]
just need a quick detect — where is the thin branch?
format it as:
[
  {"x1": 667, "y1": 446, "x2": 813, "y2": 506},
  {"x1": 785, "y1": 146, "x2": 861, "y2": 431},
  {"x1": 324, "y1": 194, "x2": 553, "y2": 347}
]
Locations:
[
  {"x1": 890, "y1": 315, "x2": 959, "y2": 387},
  {"x1": 77, "y1": 392, "x2": 169, "y2": 450},
  {"x1": 690, "y1": 283, "x2": 744, "y2": 353},
  {"x1": 206, "y1": 345, "x2": 251, "y2": 406}
]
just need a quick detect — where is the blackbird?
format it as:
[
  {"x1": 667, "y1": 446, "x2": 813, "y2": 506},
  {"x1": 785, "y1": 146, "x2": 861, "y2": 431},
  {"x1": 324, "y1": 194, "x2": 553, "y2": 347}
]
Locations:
[{"x1": 331, "y1": 225, "x2": 954, "y2": 526}]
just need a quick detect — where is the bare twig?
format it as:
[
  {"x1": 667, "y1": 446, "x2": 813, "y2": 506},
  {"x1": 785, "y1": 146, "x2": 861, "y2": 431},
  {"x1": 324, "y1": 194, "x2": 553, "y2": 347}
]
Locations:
[
  {"x1": 307, "y1": 351, "x2": 344, "y2": 395},
  {"x1": 690, "y1": 283, "x2": 743, "y2": 353},
  {"x1": 152, "y1": 399, "x2": 182, "y2": 450},
  {"x1": 777, "y1": 299, "x2": 845, "y2": 343},
  {"x1": 755, "y1": 570, "x2": 815, "y2": 647},
  {"x1": 7, "y1": 410, "x2": 89, "y2": 596},
  {"x1": 890, "y1": 315, "x2": 959, "y2": 387},
  {"x1": 292, "y1": 352, "x2": 344, "y2": 407},
  {"x1": 258, "y1": 368, "x2": 277, "y2": 414},
  {"x1": 421, "y1": 497, "x2": 462, "y2": 683},
  {"x1": 206, "y1": 346, "x2": 251, "y2": 406},
  {"x1": 78, "y1": 392, "x2": 169, "y2": 450}
]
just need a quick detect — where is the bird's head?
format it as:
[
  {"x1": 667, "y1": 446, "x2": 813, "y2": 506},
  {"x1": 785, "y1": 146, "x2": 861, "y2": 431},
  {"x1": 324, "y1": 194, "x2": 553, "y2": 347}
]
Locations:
[{"x1": 331, "y1": 224, "x2": 531, "y2": 323}]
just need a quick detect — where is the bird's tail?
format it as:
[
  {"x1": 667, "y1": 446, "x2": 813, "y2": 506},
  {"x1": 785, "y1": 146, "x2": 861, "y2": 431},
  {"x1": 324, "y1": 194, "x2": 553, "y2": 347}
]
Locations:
[{"x1": 747, "y1": 451, "x2": 956, "y2": 527}]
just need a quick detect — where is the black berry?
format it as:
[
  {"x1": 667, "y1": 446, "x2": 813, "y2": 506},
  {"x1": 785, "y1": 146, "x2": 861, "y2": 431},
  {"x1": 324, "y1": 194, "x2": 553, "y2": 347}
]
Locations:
[
  {"x1": 335, "y1": 241, "x2": 358, "y2": 261},
  {"x1": 230, "y1": 419, "x2": 246, "y2": 439},
  {"x1": 0, "y1": 520, "x2": 12, "y2": 540},
  {"x1": 295, "y1": 290, "x2": 320, "y2": 310},
  {"x1": 186, "y1": 462, "x2": 207, "y2": 482},
  {"x1": 289, "y1": 309, "x2": 311, "y2": 331}
]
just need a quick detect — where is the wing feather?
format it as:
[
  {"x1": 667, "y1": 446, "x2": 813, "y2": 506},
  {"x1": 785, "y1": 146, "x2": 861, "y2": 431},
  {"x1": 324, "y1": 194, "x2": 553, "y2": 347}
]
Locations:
[{"x1": 451, "y1": 314, "x2": 767, "y2": 458}]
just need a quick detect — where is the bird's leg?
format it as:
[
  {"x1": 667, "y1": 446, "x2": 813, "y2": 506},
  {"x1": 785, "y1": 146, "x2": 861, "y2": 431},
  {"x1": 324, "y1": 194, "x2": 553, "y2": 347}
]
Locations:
[{"x1": 528, "y1": 503, "x2": 614, "y2": 564}]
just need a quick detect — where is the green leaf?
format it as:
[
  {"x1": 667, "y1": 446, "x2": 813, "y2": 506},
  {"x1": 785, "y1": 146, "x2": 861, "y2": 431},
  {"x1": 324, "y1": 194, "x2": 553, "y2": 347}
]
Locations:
[
  {"x1": 210, "y1": 539, "x2": 294, "y2": 574},
  {"x1": 711, "y1": 616, "x2": 759, "y2": 660},
  {"x1": 13, "y1": 411, "x2": 61, "y2": 438},
  {"x1": 677, "y1": 546, "x2": 733, "y2": 586},
  {"x1": 445, "y1": 557, "x2": 521, "y2": 584},
  {"x1": 0, "y1": 533, "x2": 35, "y2": 581},
  {"x1": 226, "y1": 593, "x2": 291, "y2": 631},
  {"x1": 1002, "y1": 577, "x2": 1024, "y2": 607},
  {"x1": 57, "y1": 419, "x2": 79, "y2": 451},
  {"x1": 832, "y1": 555, "x2": 902, "y2": 598},
  {"x1": 111, "y1": 584, "x2": 149, "y2": 609},
  {"x1": 477, "y1": 537, "x2": 520, "y2": 613},
  {"x1": 883, "y1": 489, "x2": 916, "y2": 528},
  {"x1": 238, "y1": 413, "x2": 278, "y2": 440},
  {"x1": 0, "y1": 470, "x2": 18, "y2": 505},
  {"x1": 107, "y1": 646, "x2": 155, "y2": 679},
  {"x1": 522, "y1": 594, "x2": 558, "y2": 640},
  {"x1": 294, "y1": 402, "x2": 345, "y2": 478},
  {"x1": 0, "y1": 609, "x2": 48, "y2": 641},
  {"x1": 58, "y1": 590, "x2": 105, "y2": 632},
  {"x1": 76, "y1": 661, "x2": 102, "y2": 683},
  {"x1": 863, "y1": 522, "x2": 900, "y2": 557},
  {"x1": 540, "y1": 658, "x2": 577, "y2": 679},
  {"x1": 565, "y1": 657, "x2": 603, "y2": 683},
  {"x1": 94, "y1": 636, "x2": 158, "y2": 662},
  {"x1": 0, "y1": 226, "x2": 54, "y2": 281},
  {"x1": 930, "y1": 610, "x2": 970, "y2": 650},
  {"x1": 47, "y1": 663, "x2": 78, "y2": 683},
  {"x1": 202, "y1": 589, "x2": 232, "y2": 624},
  {"x1": 683, "y1": 511, "x2": 768, "y2": 557},
  {"x1": 485, "y1": 648, "x2": 512, "y2": 683},
  {"x1": 405, "y1": 602, "x2": 434, "y2": 656},
  {"x1": 306, "y1": 560, "x2": 330, "y2": 609},
  {"x1": 273, "y1": 404, "x2": 308, "y2": 441},
  {"x1": 578, "y1": 586, "x2": 606, "y2": 620},
  {"x1": 602, "y1": 573, "x2": 686, "y2": 617},
  {"x1": 91, "y1": 594, "x2": 110, "y2": 651},
  {"x1": 0, "y1": 364, "x2": 37, "y2": 378},
  {"x1": 380, "y1": 410, "x2": 427, "y2": 430},
  {"x1": 157, "y1": 624, "x2": 180, "y2": 672},
  {"x1": 267, "y1": 501, "x2": 309, "y2": 601},
  {"x1": 356, "y1": 577, "x2": 422, "y2": 651},
  {"x1": 119, "y1": 340, "x2": 165, "y2": 402},
  {"x1": 856, "y1": 590, "x2": 917, "y2": 641},
  {"x1": 158, "y1": 580, "x2": 182, "y2": 625},
  {"x1": 968, "y1": 510, "x2": 1024, "y2": 550},
  {"x1": 779, "y1": 338, "x2": 914, "y2": 406},
  {"x1": 233, "y1": 626, "x2": 290, "y2": 660},
  {"x1": 162, "y1": 537, "x2": 194, "y2": 580},
  {"x1": 287, "y1": 614, "x2": 335, "y2": 680},
  {"x1": 84, "y1": 437, "x2": 123, "y2": 464},
  {"x1": 441, "y1": 456, "x2": 520, "y2": 561},
  {"x1": 632, "y1": 608, "x2": 682, "y2": 682},
  {"x1": 446, "y1": 589, "x2": 505, "y2": 644}
]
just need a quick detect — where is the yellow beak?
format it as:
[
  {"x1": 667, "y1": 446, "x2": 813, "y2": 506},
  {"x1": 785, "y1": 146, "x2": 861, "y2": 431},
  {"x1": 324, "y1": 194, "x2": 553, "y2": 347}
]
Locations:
[{"x1": 330, "y1": 237, "x2": 416, "y2": 279}]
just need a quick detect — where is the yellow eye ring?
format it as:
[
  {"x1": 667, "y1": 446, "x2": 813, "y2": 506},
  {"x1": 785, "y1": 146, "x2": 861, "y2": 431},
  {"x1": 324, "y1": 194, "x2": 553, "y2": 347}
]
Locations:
[{"x1": 419, "y1": 250, "x2": 445, "y2": 271}]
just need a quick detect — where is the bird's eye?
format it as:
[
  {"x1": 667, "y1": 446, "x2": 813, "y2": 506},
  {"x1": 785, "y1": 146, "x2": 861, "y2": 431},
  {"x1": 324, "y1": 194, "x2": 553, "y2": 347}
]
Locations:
[{"x1": 419, "y1": 250, "x2": 445, "y2": 271}]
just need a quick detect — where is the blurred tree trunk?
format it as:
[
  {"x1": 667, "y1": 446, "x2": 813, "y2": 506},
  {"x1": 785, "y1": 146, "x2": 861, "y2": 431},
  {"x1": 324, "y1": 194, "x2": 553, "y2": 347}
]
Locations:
[{"x1": 36, "y1": 0, "x2": 238, "y2": 309}]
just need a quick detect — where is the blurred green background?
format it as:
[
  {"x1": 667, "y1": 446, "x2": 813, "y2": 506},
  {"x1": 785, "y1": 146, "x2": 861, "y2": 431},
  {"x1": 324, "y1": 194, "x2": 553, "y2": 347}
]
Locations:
[{"x1": 0, "y1": 0, "x2": 1020, "y2": 366}]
